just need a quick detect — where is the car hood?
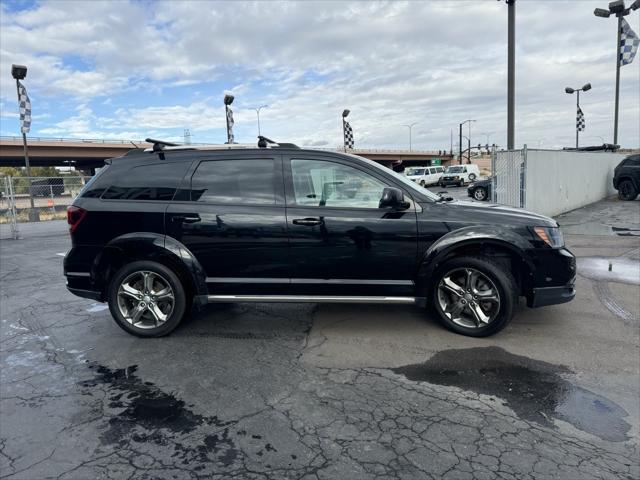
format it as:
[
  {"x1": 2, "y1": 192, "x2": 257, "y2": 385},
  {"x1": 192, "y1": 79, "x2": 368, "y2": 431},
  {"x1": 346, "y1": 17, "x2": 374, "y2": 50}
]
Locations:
[{"x1": 433, "y1": 200, "x2": 558, "y2": 227}]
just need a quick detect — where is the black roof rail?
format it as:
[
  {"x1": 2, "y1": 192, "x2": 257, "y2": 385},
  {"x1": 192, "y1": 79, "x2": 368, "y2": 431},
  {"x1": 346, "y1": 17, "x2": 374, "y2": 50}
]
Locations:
[
  {"x1": 257, "y1": 136, "x2": 299, "y2": 149},
  {"x1": 145, "y1": 138, "x2": 180, "y2": 160}
]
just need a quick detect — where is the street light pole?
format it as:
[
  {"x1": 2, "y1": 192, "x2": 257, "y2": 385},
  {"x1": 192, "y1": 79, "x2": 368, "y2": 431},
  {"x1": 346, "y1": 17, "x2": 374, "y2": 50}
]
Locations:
[
  {"x1": 458, "y1": 119, "x2": 475, "y2": 165},
  {"x1": 402, "y1": 122, "x2": 418, "y2": 151},
  {"x1": 565, "y1": 83, "x2": 591, "y2": 148},
  {"x1": 614, "y1": 14, "x2": 622, "y2": 144},
  {"x1": 254, "y1": 104, "x2": 268, "y2": 137},
  {"x1": 594, "y1": 0, "x2": 639, "y2": 145},
  {"x1": 507, "y1": 0, "x2": 516, "y2": 150},
  {"x1": 11, "y1": 64, "x2": 37, "y2": 221}
]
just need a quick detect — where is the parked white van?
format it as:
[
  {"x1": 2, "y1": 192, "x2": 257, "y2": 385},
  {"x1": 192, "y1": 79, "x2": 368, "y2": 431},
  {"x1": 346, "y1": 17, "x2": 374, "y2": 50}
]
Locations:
[
  {"x1": 405, "y1": 166, "x2": 445, "y2": 187},
  {"x1": 439, "y1": 164, "x2": 480, "y2": 187}
]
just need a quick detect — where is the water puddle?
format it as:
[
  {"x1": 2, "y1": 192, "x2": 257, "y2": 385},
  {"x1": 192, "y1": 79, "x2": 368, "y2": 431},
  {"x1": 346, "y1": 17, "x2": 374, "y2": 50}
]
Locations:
[
  {"x1": 78, "y1": 364, "x2": 240, "y2": 466},
  {"x1": 577, "y1": 257, "x2": 640, "y2": 285},
  {"x1": 392, "y1": 347, "x2": 630, "y2": 442}
]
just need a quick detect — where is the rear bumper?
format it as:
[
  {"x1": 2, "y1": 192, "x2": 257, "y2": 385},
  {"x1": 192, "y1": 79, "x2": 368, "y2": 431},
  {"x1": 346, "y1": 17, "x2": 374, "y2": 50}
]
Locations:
[
  {"x1": 67, "y1": 286, "x2": 102, "y2": 301},
  {"x1": 528, "y1": 284, "x2": 576, "y2": 308}
]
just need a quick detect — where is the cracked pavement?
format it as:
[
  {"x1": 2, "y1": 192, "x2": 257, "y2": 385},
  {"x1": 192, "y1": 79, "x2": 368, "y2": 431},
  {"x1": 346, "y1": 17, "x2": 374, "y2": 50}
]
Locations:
[{"x1": 1, "y1": 210, "x2": 639, "y2": 479}]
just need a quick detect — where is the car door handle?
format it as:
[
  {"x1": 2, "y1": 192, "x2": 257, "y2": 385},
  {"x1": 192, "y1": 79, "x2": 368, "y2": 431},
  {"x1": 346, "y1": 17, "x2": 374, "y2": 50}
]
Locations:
[
  {"x1": 173, "y1": 214, "x2": 201, "y2": 224},
  {"x1": 292, "y1": 218, "x2": 323, "y2": 227}
]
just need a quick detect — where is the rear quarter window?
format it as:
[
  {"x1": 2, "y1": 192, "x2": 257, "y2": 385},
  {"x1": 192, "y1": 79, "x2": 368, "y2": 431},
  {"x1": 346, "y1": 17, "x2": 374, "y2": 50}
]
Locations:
[{"x1": 100, "y1": 162, "x2": 188, "y2": 201}]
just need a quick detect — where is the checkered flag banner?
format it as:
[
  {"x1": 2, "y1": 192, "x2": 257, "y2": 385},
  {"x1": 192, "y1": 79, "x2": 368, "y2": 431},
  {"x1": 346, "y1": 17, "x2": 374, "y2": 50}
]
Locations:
[
  {"x1": 576, "y1": 106, "x2": 585, "y2": 132},
  {"x1": 620, "y1": 18, "x2": 639, "y2": 66},
  {"x1": 17, "y1": 80, "x2": 31, "y2": 134},
  {"x1": 226, "y1": 106, "x2": 234, "y2": 143},
  {"x1": 344, "y1": 121, "x2": 354, "y2": 149}
]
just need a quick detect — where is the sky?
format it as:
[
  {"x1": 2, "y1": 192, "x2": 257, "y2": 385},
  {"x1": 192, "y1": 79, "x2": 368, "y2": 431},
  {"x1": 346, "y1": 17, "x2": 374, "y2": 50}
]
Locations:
[{"x1": 0, "y1": 0, "x2": 639, "y2": 151}]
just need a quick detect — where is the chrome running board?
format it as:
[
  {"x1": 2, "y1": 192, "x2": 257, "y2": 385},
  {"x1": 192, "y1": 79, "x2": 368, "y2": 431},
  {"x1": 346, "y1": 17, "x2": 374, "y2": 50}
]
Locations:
[{"x1": 206, "y1": 295, "x2": 417, "y2": 304}]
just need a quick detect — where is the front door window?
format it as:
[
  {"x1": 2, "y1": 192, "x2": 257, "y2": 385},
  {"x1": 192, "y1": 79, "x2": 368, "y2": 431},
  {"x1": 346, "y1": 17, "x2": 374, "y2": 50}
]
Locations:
[{"x1": 291, "y1": 159, "x2": 387, "y2": 209}]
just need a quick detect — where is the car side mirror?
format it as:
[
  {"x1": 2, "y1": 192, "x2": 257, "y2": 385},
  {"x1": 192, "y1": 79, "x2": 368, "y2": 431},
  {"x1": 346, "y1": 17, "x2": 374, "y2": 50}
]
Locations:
[{"x1": 379, "y1": 187, "x2": 410, "y2": 210}]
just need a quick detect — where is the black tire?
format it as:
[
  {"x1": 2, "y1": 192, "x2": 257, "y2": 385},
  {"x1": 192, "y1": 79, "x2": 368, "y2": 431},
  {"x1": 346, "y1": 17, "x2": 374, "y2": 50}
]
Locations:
[
  {"x1": 473, "y1": 187, "x2": 487, "y2": 201},
  {"x1": 107, "y1": 260, "x2": 188, "y2": 337},
  {"x1": 420, "y1": 180, "x2": 426, "y2": 187},
  {"x1": 459, "y1": 180, "x2": 464, "y2": 187},
  {"x1": 468, "y1": 173, "x2": 477, "y2": 181},
  {"x1": 430, "y1": 256, "x2": 517, "y2": 337},
  {"x1": 617, "y1": 179, "x2": 638, "y2": 201}
]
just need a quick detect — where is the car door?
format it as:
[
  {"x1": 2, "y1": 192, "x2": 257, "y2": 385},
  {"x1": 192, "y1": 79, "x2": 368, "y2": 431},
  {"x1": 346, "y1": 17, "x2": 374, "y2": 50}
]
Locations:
[
  {"x1": 165, "y1": 154, "x2": 289, "y2": 295},
  {"x1": 284, "y1": 155, "x2": 418, "y2": 297}
]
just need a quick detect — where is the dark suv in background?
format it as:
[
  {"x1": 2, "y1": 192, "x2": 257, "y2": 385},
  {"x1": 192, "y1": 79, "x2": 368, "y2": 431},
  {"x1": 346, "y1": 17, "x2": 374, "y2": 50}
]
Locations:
[
  {"x1": 613, "y1": 154, "x2": 640, "y2": 201},
  {"x1": 64, "y1": 138, "x2": 576, "y2": 338}
]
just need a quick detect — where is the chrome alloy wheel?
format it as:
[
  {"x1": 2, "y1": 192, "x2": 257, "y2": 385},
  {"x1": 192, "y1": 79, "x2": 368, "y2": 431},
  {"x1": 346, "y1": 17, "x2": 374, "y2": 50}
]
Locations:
[
  {"x1": 474, "y1": 188, "x2": 487, "y2": 201},
  {"x1": 116, "y1": 270, "x2": 174, "y2": 329},
  {"x1": 437, "y1": 268, "x2": 501, "y2": 328}
]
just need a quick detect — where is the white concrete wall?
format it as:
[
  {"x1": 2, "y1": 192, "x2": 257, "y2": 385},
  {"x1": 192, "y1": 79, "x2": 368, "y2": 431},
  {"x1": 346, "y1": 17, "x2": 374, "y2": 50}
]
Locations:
[{"x1": 524, "y1": 149, "x2": 626, "y2": 218}]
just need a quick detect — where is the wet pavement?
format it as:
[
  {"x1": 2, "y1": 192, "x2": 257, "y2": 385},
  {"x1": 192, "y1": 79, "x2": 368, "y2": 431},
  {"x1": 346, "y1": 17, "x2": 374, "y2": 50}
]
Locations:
[{"x1": 1, "y1": 214, "x2": 639, "y2": 479}]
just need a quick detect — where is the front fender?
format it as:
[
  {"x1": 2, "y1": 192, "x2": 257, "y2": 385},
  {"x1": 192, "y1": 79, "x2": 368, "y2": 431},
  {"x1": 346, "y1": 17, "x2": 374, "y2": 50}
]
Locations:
[
  {"x1": 92, "y1": 233, "x2": 207, "y2": 301},
  {"x1": 416, "y1": 225, "x2": 535, "y2": 293}
]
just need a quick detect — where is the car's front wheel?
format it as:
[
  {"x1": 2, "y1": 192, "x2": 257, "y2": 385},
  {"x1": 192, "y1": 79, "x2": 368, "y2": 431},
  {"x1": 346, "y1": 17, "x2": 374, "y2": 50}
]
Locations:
[
  {"x1": 107, "y1": 260, "x2": 188, "y2": 337},
  {"x1": 431, "y1": 256, "x2": 517, "y2": 337},
  {"x1": 473, "y1": 187, "x2": 487, "y2": 201},
  {"x1": 617, "y1": 179, "x2": 638, "y2": 201}
]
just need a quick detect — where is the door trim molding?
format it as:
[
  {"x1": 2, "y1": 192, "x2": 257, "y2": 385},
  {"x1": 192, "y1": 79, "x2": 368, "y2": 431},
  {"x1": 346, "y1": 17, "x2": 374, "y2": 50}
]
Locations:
[
  {"x1": 207, "y1": 295, "x2": 417, "y2": 304},
  {"x1": 206, "y1": 277, "x2": 414, "y2": 286}
]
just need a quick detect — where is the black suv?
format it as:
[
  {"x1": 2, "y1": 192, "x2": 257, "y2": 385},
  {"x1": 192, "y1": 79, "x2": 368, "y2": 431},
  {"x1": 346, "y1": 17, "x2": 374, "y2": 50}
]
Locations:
[
  {"x1": 613, "y1": 154, "x2": 640, "y2": 201},
  {"x1": 64, "y1": 139, "x2": 576, "y2": 338}
]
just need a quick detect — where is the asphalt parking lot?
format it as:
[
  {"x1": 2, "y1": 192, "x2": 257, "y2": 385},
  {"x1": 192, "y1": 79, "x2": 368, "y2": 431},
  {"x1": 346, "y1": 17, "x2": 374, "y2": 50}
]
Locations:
[{"x1": 1, "y1": 196, "x2": 638, "y2": 479}]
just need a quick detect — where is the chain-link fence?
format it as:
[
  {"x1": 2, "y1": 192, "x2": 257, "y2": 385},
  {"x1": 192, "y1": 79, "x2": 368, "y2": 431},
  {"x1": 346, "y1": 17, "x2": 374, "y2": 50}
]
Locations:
[
  {"x1": 1, "y1": 175, "x2": 90, "y2": 238},
  {"x1": 491, "y1": 146, "x2": 527, "y2": 208}
]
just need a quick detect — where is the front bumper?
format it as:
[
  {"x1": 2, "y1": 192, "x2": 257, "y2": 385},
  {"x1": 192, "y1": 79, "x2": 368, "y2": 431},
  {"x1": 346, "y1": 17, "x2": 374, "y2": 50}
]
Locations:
[{"x1": 529, "y1": 284, "x2": 576, "y2": 308}]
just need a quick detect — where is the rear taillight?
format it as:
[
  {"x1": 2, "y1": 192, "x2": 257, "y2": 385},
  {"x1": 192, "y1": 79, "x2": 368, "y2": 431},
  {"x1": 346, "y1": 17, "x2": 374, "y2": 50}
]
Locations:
[{"x1": 67, "y1": 206, "x2": 87, "y2": 234}]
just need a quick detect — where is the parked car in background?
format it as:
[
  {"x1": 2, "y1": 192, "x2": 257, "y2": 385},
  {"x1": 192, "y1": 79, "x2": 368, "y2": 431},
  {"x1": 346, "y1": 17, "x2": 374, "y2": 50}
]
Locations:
[
  {"x1": 64, "y1": 138, "x2": 575, "y2": 339},
  {"x1": 439, "y1": 164, "x2": 480, "y2": 187},
  {"x1": 613, "y1": 154, "x2": 640, "y2": 201},
  {"x1": 467, "y1": 177, "x2": 492, "y2": 201},
  {"x1": 405, "y1": 166, "x2": 444, "y2": 187}
]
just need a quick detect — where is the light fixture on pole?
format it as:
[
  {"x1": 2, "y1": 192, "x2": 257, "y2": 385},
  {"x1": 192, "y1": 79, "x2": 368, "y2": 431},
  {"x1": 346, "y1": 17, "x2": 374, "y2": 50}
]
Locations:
[
  {"x1": 11, "y1": 64, "x2": 38, "y2": 221},
  {"x1": 481, "y1": 132, "x2": 495, "y2": 144},
  {"x1": 565, "y1": 83, "x2": 591, "y2": 148},
  {"x1": 224, "y1": 93, "x2": 235, "y2": 144},
  {"x1": 402, "y1": 122, "x2": 418, "y2": 152},
  {"x1": 458, "y1": 119, "x2": 475, "y2": 165},
  {"x1": 254, "y1": 104, "x2": 268, "y2": 137},
  {"x1": 593, "y1": 0, "x2": 639, "y2": 145}
]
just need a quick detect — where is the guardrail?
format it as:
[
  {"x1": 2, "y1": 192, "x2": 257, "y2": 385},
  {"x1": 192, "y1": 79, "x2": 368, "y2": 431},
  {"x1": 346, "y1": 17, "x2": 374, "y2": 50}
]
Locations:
[{"x1": 0, "y1": 136, "x2": 450, "y2": 155}]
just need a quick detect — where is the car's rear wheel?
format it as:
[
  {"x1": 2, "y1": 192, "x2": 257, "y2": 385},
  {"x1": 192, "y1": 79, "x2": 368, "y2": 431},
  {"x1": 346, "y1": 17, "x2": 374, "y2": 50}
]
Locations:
[
  {"x1": 107, "y1": 260, "x2": 187, "y2": 337},
  {"x1": 617, "y1": 180, "x2": 638, "y2": 201},
  {"x1": 431, "y1": 256, "x2": 517, "y2": 337},
  {"x1": 473, "y1": 187, "x2": 487, "y2": 201}
]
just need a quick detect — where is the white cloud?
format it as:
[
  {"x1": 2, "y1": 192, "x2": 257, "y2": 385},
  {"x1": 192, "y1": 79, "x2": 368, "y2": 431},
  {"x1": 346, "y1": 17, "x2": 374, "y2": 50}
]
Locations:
[{"x1": 1, "y1": 0, "x2": 638, "y2": 149}]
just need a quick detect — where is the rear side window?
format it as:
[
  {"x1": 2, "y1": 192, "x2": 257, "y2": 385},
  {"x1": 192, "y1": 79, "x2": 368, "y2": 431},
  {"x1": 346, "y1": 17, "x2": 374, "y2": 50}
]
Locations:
[
  {"x1": 101, "y1": 162, "x2": 185, "y2": 201},
  {"x1": 190, "y1": 159, "x2": 275, "y2": 204}
]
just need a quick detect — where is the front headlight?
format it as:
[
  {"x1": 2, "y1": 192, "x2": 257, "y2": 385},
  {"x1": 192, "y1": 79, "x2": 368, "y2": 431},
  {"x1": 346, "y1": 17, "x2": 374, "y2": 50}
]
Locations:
[
  {"x1": 469, "y1": 183, "x2": 476, "y2": 188},
  {"x1": 532, "y1": 226, "x2": 564, "y2": 247}
]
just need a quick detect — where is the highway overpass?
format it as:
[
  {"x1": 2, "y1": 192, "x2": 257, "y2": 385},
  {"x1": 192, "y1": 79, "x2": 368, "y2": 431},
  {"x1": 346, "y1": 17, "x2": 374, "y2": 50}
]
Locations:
[{"x1": 0, "y1": 136, "x2": 453, "y2": 173}]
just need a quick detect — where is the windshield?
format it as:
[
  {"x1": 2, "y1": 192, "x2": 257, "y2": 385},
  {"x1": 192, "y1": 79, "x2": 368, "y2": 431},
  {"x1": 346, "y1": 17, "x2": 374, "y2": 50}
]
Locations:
[
  {"x1": 348, "y1": 155, "x2": 441, "y2": 202},
  {"x1": 406, "y1": 168, "x2": 425, "y2": 176},
  {"x1": 445, "y1": 166, "x2": 464, "y2": 173}
]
